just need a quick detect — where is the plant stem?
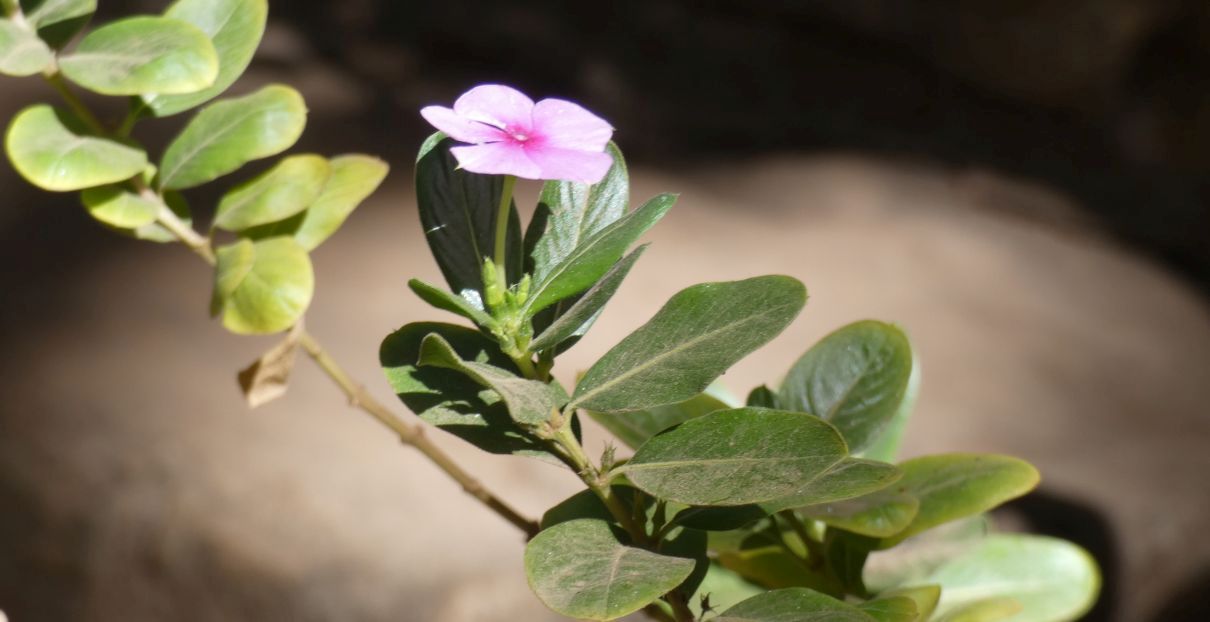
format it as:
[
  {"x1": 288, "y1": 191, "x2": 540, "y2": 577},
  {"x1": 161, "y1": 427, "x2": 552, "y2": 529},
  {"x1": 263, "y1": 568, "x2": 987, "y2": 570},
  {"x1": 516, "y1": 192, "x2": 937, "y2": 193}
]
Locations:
[
  {"x1": 36, "y1": 71, "x2": 541, "y2": 540},
  {"x1": 492, "y1": 175, "x2": 516, "y2": 270},
  {"x1": 299, "y1": 331, "x2": 539, "y2": 538}
]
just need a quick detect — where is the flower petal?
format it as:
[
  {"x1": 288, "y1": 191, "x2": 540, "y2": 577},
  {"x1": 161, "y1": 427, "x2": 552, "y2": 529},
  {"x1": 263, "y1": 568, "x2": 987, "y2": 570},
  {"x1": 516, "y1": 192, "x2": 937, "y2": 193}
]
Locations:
[
  {"x1": 453, "y1": 84, "x2": 534, "y2": 131},
  {"x1": 420, "y1": 106, "x2": 507, "y2": 144},
  {"x1": 531, "y1": 98, "x2": 613, "y2": 150},
  {"x1": 450, "y1": 142, "x2": 542, "y2": 179},
  {"x1": 524, "y1": 146, "x2": 614, "y2": 184}
]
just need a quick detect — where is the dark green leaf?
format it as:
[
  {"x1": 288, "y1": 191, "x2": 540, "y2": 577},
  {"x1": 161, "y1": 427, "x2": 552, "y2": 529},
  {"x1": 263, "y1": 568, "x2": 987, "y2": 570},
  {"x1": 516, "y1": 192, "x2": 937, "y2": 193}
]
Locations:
[
  {"x1": 59, "y1": 16, "x2": 218, "y2": 96},
  {"x1": 571, "y1": 276, "x2": 806, "y2": 413},
  {"x1": 158, "y1": 84, "x2": 307, "y2": 190},
  {"x1": 715, "y1": 587, "x2": 877, "y2": 622},
  {"x1": 590, "y1": 388, "x2": 728, "y2": 450},
  {"x1": 0, "y1": 19, "x2": 52, "y2": 75},
  {"x1": 671, "y1": 505, "x2": 768, "y2": 532},
  {"x1": 528, "y1": 244, "x2": 646, "y2": 353},
  {"x1": 214, "y1": 154, "x2": 329, "y2": 232},
  {"x1": 20, "y1": 0, "x2": 95, "y2": 48},
  {"x1": 778, "y1": 321, "x2": 913, "y2": 453},
  {"x1": 925, "y1": 534, "x2": 1098, "y2": 622},
  {"x1": 746, "y1": 385, "x2": 778, "y2": 408},
  {"x1": 622, "y1": 408, "x2": 896, "y2": 507},
  {"x1": 825, "y1": 530, "x2": 871, "y2": 595},
  {"x1": 417, "y1": 333, "x2": 563, "y2": 426},
  {"x1": 408, "y1": 278, "x2": 493, "y2": 327},
  {"x1": 860, "y1": 354, "x2": 920, "y2": 462},
  {"x1": 879, "y1": 454, "x2": 1039, "y2": 548},
  {"x1": 415, "y1": 133, "x2": 522, "y2": 297},
  {"x1": 541, "y1": 486, "x2": 639, "y2": 530},
  {"x1": 528, "y1": 142, "x2": 628, "y2": 281},
  {"x1": 525, "y1": 518, "x2": 695, "y2": 621},
  {"x1": 210, "y1": 236, "x2": 313, "y2": 335},
  {"x1": 5, "y1": 104, "x2": 146, "y2": 191},
  {"x1": 147, "y1": 0, "x2": 268, "y2": 116},
  {"x1": 380, "y1": 322, "x2": 556, "y2": 460},
  {"x1": 523, "y1": 193, "x2": 673, "y2": 316}
]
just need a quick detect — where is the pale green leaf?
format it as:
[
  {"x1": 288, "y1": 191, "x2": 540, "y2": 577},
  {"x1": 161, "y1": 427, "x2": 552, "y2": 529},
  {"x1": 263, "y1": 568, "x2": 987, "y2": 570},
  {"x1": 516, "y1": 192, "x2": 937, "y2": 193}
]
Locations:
[
  {"x1": 211, "y1": 236, "x2": 313, "y2": 335},
  {"x1": 800, "y1": 489, "x2": 920, "y2": 538},
  {"x1": 778, "y1": 321, "x2": 914, "y2": 453},
  {"x1": 146, "y1": 0, "x2": 268, "y2": 116},
  {"x1": 20, "y1": 0, "x2": 95, "y2": 48},
  {"x1": 879, "y1": 454, "x2": 1039, "y2": 548},
  {"x1": 570, "y1": 276, "x2": 806, "y2": 413},
  {"x1": 289, "y1": 154, "x2": 388, "y2": 249},
  {"x1": 213, "y1": 154, "x2": 329, "y2": 231},
  {"x1": 926, "y1": 534, "x2": 1098, "y2": 621},
  {"x1": 0, "y1": 19, "x2": 52, "y2": 75},
  {"x1": 81, "y1": 183, "x2": 159, "y2": 228},
  {"x1": 936, "y1": 598, "x2": 1022, "y2": 622},
  {"x1": 5, "y1": 104, "x2": 146, "y2": 191},
  {"x1": 158, "y1": 84, "x2": 307, "y2": 190},
  {"x1": 59, "y1": 16, "x2": 218, "y2": 96},
  {"x1": 524, "y1": 518, "x2": 695, "y2": 621},
  {"x1": 858, "y1": 596, "x2": 918, "y2": 622}
]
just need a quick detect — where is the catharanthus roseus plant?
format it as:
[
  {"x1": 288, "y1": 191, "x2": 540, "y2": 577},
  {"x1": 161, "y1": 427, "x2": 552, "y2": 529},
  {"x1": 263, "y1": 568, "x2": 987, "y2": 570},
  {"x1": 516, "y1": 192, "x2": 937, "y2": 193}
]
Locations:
[{"x1": 0, "y1": 2, "x2": 1099, "y2": 621}]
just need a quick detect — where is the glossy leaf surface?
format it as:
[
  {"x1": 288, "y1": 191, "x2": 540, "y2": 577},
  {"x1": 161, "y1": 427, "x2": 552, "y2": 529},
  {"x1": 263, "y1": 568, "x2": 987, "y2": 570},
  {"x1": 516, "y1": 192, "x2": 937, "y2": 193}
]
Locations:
[
  {"x1": 158, "y1": 84, "x2": 307, "y2": 190},
  {"x1": 779, "y1": 321, "x2": 913, "y2": 453},
  {"x1": 571, "y1": 276, "x2": 806, "y2": 413}
]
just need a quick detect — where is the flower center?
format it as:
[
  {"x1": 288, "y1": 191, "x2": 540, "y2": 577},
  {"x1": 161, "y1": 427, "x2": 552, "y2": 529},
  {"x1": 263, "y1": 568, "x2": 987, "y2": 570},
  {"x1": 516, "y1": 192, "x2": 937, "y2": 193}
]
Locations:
[{"x1": 505, "y1": 125, "x2": 531, "y2": 143}]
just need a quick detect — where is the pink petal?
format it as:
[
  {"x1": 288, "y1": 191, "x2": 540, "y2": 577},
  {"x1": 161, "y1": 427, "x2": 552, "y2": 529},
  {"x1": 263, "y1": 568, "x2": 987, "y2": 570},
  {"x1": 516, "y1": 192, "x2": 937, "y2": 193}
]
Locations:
[
  {"x1": 420, "y1": 106, "x2": 508, "y2": 144},
  {"x1": 524, "y1": 146, "x2": 614, "y2": 184},
  {"x1": 450, "y1": 142, "x2": 542, "y2": 179},
  {"x1": 531, "y1": 98, "x2": 613, "y2": 150},
  {"x1": 453, "y1": 84, "x2": 535, "y2": 131}
]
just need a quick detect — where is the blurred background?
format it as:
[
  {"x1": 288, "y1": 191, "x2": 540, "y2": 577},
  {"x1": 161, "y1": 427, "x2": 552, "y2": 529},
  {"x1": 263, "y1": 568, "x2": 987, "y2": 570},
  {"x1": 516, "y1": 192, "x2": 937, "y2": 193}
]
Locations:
[{"x1": 1, "y1": 1, "x2": 1208, "y2": 620}]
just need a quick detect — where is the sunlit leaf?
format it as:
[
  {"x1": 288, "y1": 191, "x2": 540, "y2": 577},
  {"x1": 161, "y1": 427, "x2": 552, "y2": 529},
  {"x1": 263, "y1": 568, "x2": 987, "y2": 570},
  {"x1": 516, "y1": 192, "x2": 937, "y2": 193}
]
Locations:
[
  {"x1": 211, "y1": 236, "x2": 313, "y2": 335},
  {"x1": 0, "y1": 19, "x2": 52, "y2": 76},
  {"x1": 59, "y1": 16, "x2": 218, "y2": 96},
  {"x1": 5, "y1": 104, "x2": 146, "y2": 191},
  {"x1": 213, "y1": 154, "x2": 329, "y2": 232}
]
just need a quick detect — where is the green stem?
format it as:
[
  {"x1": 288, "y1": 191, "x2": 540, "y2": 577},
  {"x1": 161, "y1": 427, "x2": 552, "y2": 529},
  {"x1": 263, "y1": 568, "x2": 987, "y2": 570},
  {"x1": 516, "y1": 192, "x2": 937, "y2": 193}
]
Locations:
[
  {"x1": 492, "y1": 175, "x2": 516, "y2": 270},
  {"x1": 43, "y1": 71, "x2": 108, "y2": 135},
  {"x1": 509, "y1": 352, "x2": 539, "y2": 379}
]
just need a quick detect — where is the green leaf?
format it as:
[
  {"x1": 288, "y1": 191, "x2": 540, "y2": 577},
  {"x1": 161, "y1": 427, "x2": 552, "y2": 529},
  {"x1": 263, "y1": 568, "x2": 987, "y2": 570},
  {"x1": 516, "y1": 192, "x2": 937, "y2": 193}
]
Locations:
[
  {"x1": 528, "y1": 244, "x2": 645, "y2": 353},
  {"x1": 622, "y1": 408, "x2": 897, "y2": 507},
  {"x1": 416, "y1": 133, "x2": 522, "y2": 296},
  {"x1": 158, "y1": 84, "x2": 307, "y2": 190},
  {"x1": 214, "y1": 154, "x2": 329, "y2": 232},
  {"x1": 20, "y1": 0, "x2": 95, "y2": 48},
  {"x1": 122, "y1": 191, "x2": 190, "y2": 243},
  {"x1": 59, "y1": 16, "x2": 218, "y2": 96},
  {"x1": 571, "y1": 276, "x2": 806, "y2": 413},
  {"x1": 524, "y1": 193, "x2": 673, "y2": 317},
  {"x1": 5, "y1": 104, "x2": 147, "y2": 191},
  {"x1": 925, "y1": 535, "x2": 1098, "y2": 622},
  {"x1": 716, "y1": 587, "x2": 877, "y2": 622},
  {"x1": 746, "y1": 385, "x2": 778, "y2": 408},
  {"x1": 417, "y1": 333, "x2": 564, "y2": 426},
  {"x1": 875, "y1": 586, "x2": 941, "y2": 621},
  {"x1": 380, "y1": 322, "x2": 556, "y2": 460},
  {"x1": 858, "y1": 596, "x2": 918, "y2": 622},
  {"x1": 408, "y1": 278, "x2": 493, "y2": 327},
  {"x1": 800, "y1": 489, "x2": 920, "y2": 538},
  {"x1": 860, "y1": 353, "x2": 921, "y2": 462},
  {"x1": 826, "y1": 530, "x2": 872, "y2": 595},
  {"x1": 81, "y1": 183, "x2": 159, "y2": 228},
  {"x1": 935, "y1": 598, "x2": 1021, "y2": 622},
  {"x1": 778, "y1": 321, "x2": 913, "y2": 453},
  {"x1": 289, "y1": 154, "x2": 388, "y2": 249},
  {"x1": 528, "y1": 142, "x2": 628, "y2": 282},
  {"x1": 525, "y1": 518, "x2": 695, "y2": 621},
  {"x1": 541, "y1": 486, "x2": 639, "y2": 530},
  {"x1": 211, "y1": 236, "x2": 313, "y2": 335},
  {"x1": 146, "y1": 0, "x2": 268, "y2": 116},
  {"x1": 0, "y1": 19, "x2": 52, "y2": 75},
  {"x1": 590, "y1": 388, "x2": 728, "y2": 450},
  {"x1": 879, "y1": 454, "x2": 1039, "y2": 548}
]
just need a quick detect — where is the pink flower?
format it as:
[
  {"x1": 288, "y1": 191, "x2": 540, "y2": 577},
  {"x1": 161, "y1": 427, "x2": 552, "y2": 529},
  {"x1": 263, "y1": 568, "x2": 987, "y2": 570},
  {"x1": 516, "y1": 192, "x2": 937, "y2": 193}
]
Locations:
[{"x1": 420, "y1": 84, "x2": 614, "y2": 184}]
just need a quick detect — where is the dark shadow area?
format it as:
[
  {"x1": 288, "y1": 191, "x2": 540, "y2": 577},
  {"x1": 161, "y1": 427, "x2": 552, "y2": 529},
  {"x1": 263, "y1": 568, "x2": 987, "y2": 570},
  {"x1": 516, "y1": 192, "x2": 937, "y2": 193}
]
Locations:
[{"x1": 1147, "y1": 565, "x2": 1210, "y2": 622}]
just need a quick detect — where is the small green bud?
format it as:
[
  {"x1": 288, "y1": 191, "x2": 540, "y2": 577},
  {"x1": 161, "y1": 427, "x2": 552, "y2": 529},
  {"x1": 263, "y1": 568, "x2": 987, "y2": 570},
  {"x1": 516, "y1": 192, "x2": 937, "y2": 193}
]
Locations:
[
  {"x1": 515, "y1": 274, "x2": 531, "y2": 305},
  {"x1": 482, "y1": 258, "x2": 504, "y2": 310}
]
